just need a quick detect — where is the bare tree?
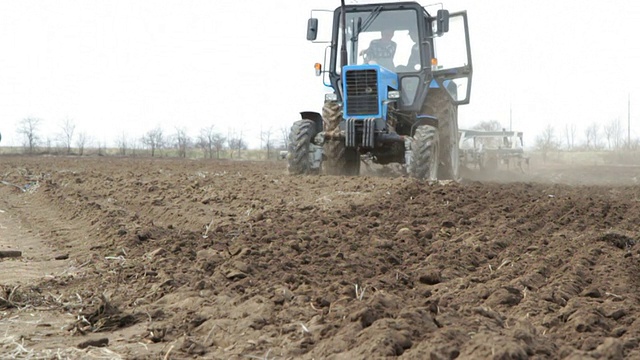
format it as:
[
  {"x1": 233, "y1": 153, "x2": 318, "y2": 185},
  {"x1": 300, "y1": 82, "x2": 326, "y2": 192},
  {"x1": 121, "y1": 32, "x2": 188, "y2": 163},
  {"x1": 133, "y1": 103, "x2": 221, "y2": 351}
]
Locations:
[
  {"x1": 75, "y1": 132, "x2": 89, "y2": 156},
  {"x1": 613, "y1": 118, "x2": 622, "y2": 149},
  {"x1": 603, "y1": 118, "x2": 622, "y2": 150},
  {"x1": 585, "y1": 123, "x2": 600, "y2": 150},
  {"x1": 197, "y1": 125, "x2": 215, "y2": 159},
  {"x1": 97, "y1": 140, "x2": 107, "y2": 156},
  {"x1": 141, "y1": 127, "x2": 164, "y2": 157},
  {"x1": 198, "y1": 126, "x2": 227, "y2": 159},
  {"x1": 130, "y1": 138, "x2": 140, "y2": 156},
  {"x1": 603, "y1": 121, "x2": 614, "y2": 150},
  {"x1": 473, "y1": 119, "x2": 503, "y2": 131},
  {"x1": 227, "y1": 128, "x2": 234, "y2": 159},
  {"x1": 116, "y1": 132, "x2": 128, "y2": 156},
  {"x1": 535, "y1": 124, "x2": 560, "y2": 162},
  {"x1": 261, "y1": 127, "x2": 276, "y2": 159},
  {"x1": 58, "y1": 118, "x2": 76, "y2": 154},
  {"x1": 17, "y1": 117, "x2": 41, "y2": 154},
  {"x1": 564, "y1": 123, "x2": 577, "y2": 150},
  {"x1": 228, "y1": 129, "x2": 247, "y2": 159},
  {"x1": 45, "y1": 137, "x2": 53, "y2": 154},
  {"x1": 584, "y1": 127, "x2": 592, "y2": 149},
  {"x1": 472, "y1": 119, "x2": 504, "y2": 148},
  {"x1": 173, "y1": 127, "x2": 191, "y2": 158},
  {"x1": 280, "y1": 126, "x2": 290, "y2": 150},
  {"x1": 212, "y1": 133, "x2": 226, "y2": 159}
]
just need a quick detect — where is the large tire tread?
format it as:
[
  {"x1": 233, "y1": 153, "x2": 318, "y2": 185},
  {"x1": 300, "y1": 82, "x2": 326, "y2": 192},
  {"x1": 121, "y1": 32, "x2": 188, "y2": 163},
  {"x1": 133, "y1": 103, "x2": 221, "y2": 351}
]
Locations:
[
  {"x1": 287, "y1": 120, "x2": 316, "y2": 175},
  {"x1": 423, "y1": 88, "x2": 460, "y2": 181},
  {"x1": 409, "y1": 125, "x2": 438, "y2": 180},
  {"x1": 322, "y1": 101, "x2": 360, "y2": 176}
]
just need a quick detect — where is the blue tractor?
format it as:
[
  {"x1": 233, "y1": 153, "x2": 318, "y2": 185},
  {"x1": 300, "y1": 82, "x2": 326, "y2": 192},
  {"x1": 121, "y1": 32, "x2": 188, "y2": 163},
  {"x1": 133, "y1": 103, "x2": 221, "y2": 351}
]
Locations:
[{"x1": 288, "y1": 1, "x2": 473, "y2": 180}]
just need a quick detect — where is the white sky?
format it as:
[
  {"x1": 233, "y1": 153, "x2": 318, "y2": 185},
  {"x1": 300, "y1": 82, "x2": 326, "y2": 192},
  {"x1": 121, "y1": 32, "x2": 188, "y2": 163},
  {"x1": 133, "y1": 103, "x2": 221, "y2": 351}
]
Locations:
[{"x1": 1, "y1": 0, "x2": 639, "y2": 149}]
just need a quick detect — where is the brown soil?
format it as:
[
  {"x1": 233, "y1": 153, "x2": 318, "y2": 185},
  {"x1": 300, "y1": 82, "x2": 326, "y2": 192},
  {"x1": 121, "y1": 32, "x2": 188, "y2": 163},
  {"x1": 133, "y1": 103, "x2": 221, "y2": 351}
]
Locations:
[{"x1": 1, "y1": 155, "x2": 640, "y2": 359}]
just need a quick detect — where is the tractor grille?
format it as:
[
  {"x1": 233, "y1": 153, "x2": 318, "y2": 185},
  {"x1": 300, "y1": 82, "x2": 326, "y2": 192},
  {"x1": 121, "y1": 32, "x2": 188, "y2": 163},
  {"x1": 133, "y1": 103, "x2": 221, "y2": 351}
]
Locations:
[{"x1": 345, "y1": 69, "x2": 379, "y2": 116}]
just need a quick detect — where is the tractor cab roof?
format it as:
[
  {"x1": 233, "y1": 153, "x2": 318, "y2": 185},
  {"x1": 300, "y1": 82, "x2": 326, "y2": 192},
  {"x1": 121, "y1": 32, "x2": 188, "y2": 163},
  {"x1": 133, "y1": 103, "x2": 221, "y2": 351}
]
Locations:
[{"x1": 334, "y1": 1, "x2": 429, "y2": 32}]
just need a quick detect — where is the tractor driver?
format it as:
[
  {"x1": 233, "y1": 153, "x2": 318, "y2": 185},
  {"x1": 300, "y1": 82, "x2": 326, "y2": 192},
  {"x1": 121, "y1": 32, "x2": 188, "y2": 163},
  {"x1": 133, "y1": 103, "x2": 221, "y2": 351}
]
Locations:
[
  {"x1": 396, "y1": 30, "x2": 421, "y2": 72},
  {"x1": 360, "y1": 28, "x2": 397, "y2": 70},
  {"x1": 406, "y1": 30, "x2": 420, "y2": 69}
]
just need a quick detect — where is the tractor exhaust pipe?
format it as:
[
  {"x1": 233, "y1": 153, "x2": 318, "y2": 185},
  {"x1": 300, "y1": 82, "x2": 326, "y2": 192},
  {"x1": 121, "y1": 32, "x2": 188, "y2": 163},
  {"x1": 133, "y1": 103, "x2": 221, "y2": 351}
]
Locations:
[{"x1": 340, "y1": 0, "x2": 347, "y2": 69}]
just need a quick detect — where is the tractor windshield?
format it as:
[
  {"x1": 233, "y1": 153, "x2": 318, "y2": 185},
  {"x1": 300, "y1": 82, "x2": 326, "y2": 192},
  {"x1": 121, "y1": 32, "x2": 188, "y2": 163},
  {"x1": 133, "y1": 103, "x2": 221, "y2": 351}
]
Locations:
[{"x1": 336, "y1": 8, "x2": 421, "y2": 74}]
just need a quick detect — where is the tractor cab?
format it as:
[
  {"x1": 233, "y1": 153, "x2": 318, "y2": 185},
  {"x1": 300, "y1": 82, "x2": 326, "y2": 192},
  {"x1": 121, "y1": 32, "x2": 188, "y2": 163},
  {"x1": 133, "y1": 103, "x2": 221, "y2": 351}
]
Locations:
[{"x1": 307, "y1": 2, "x2": 473, "y2": 111}]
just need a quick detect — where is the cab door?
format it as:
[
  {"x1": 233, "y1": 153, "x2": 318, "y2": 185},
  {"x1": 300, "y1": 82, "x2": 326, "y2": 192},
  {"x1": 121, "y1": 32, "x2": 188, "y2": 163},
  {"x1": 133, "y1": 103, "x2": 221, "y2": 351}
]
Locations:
[{"x1": 431, "y1": 11, "x2": 473, "y2": 105}]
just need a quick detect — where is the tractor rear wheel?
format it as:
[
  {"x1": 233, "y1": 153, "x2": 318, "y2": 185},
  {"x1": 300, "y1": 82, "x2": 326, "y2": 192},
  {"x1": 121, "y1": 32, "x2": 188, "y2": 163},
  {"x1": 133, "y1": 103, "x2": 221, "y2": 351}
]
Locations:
[
  {"x1": 322, "y1": 101, "x2": 360, "y2": 176},
  {"x1": 423, "y1": 88, "x2": 459, "y2": 181},
  {"x1": 408, "y1": 125, "x2": 439, "y2": 180},
  {"x1": 287, "y1": 119, "x2": 317, "y2": 175}
]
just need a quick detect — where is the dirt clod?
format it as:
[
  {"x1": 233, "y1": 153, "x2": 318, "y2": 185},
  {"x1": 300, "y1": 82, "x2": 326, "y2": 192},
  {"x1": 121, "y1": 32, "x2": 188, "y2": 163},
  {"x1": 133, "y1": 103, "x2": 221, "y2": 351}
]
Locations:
[
  {"x1": 0, "y1": 250, "x2": 22, "y2": 258},
  {"x1": 77, "y1": 337, "x2": 109, "y2": 349}
]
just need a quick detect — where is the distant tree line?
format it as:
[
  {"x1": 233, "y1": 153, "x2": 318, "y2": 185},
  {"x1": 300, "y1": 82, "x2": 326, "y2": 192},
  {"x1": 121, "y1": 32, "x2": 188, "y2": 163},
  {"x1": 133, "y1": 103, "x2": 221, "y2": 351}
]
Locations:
[
  {"x1": 471, "y1": 119, "x2": 639, "y2": 155},
  {"x1": 11, "y1": 116, "x2": 639, "y2": 160},
  {"x1": 10, "y1": 117, "x2": 289, "y2": 159}
]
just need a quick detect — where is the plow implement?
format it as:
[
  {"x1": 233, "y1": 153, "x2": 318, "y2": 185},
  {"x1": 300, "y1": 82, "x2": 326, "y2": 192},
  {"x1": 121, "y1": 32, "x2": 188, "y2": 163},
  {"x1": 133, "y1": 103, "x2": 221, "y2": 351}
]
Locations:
[{"x1": 459, "y1": 129, "x2": 529, "y2": 173}]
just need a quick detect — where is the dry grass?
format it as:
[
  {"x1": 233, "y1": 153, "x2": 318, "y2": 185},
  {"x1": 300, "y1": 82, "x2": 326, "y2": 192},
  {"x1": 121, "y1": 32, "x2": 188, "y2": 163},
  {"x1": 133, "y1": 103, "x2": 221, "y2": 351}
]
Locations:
[{"x1": 0, "y1": 333, "x2": 123, "y2": 360}]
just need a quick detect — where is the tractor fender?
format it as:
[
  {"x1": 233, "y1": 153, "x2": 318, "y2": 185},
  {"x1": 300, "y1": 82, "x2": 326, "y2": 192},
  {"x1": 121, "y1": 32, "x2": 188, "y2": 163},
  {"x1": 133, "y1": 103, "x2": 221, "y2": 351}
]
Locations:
[{"x1": 300, "y1": 111, "x2": 323, "y2": 135}]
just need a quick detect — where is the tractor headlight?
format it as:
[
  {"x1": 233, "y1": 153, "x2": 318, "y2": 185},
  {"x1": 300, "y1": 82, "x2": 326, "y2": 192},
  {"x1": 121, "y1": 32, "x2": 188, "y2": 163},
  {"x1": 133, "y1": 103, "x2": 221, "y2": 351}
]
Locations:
[
  {"x1": 325, "y1": 93, "x2": 338, "y2": 101},
  {"x1": 388, "y1": 90, "x2": 400, "y2": 100}
]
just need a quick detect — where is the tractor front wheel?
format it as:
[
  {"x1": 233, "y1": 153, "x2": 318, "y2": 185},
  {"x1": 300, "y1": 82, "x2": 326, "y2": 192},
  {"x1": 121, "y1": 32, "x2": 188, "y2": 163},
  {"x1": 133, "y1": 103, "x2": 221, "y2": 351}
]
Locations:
[
  {"x1": 323, "y1": 140, "x2": 360, "y2": 176},
  {"x1": 287, "y1": 119, "x2": 317, "y2": 175},
  {"x1": 321, "y1": 101, "x2": 360, "y2": 176}
]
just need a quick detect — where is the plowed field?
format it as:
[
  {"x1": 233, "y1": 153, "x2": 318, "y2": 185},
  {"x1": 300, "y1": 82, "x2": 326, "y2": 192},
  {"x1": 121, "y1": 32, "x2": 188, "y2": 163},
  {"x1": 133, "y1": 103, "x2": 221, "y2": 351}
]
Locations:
[{"x1": 2, "y1": 155, "x2": 640, "y2": 359}]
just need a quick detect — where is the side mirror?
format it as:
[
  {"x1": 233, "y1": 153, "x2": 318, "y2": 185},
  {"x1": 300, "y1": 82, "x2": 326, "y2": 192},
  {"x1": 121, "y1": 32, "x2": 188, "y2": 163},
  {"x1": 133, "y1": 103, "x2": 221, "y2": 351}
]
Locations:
[
  {"x1": 436, "y1": 9, "x2": 449, "y2": 35},
  {"x1": 307, "y1": 18, "x2": 318, "y2": 41}
]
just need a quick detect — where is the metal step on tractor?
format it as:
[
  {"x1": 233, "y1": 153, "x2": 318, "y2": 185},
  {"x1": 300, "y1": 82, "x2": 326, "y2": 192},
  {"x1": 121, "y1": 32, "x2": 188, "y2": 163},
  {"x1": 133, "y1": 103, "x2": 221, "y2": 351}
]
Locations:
[{"x1": 288, "y1": 0, "x2": 473, "y2": 180}]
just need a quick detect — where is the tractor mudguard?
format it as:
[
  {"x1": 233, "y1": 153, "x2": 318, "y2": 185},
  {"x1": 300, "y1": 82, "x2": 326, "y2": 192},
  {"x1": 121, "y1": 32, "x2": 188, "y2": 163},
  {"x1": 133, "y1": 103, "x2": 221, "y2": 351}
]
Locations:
[{"x1": 300, "y1": 111, "x2": 323, "y2": 135}]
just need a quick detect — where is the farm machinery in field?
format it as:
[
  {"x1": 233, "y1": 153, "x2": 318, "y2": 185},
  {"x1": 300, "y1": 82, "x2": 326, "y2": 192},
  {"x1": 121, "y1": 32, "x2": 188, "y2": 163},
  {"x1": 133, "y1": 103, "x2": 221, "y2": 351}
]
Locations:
[
  {"x1": 287, "y1": 1, "x2": 473, "y2": 180},
  {"x1": 459, "y1": 129, "x2": 530, "y2": 172}
]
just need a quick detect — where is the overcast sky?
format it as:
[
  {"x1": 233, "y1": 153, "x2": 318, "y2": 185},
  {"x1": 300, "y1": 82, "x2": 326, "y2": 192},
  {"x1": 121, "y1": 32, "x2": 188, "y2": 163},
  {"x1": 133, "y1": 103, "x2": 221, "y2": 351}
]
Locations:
[{"x1": 1, "y1": 0, "x2": 639, "y2": 149}]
